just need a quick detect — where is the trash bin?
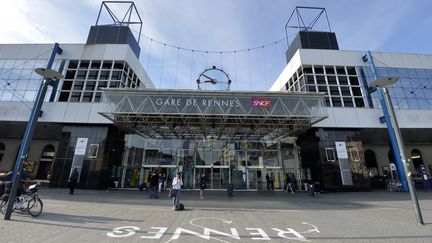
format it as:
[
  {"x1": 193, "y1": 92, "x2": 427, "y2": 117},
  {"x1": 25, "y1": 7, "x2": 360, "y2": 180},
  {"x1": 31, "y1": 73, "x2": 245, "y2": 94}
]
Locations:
[{"x1": 227, "y1": 183, "x2": 234, "y2": 197}]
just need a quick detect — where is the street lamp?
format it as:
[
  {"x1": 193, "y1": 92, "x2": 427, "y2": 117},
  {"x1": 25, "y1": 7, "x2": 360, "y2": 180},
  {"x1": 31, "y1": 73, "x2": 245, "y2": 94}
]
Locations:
[
  {"x1": 370, "y1": 76, "x2": 424, "y2": 225},
  {"x1": 3, "y1": 43, "x2": 62, "y2": 220}
]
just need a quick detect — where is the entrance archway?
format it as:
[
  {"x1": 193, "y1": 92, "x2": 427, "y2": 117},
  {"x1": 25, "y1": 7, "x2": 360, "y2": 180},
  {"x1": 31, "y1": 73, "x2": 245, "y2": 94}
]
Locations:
[
  {"x1": 36, "y1": 145, "x2": 55, "y2": 180},
  {"x1": 411, "y1": 149, "x2": 423, "y2": 175},
  {"x1": 364, "y1": 149, "x2": 378, "y2": 176}
]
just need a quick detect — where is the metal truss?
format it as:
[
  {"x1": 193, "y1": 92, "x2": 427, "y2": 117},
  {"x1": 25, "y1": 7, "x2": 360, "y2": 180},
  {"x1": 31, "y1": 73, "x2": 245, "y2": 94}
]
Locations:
[
  {"x1": 96, "y1": 1, "x2": 143, "y2": 43},
  {"x1": 99, "y1": 89, "x2": 327, "y2": 139}
]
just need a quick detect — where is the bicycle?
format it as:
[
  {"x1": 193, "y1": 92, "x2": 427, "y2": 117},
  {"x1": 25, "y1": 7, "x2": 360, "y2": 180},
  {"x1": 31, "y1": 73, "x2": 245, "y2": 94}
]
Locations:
[{"x1": 0, "y1": 182, "x2": 43, "y2": 217}]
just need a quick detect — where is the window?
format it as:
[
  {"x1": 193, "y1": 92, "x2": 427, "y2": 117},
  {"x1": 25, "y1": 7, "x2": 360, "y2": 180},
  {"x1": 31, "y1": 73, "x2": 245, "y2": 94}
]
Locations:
[
  {"x1": 349, "y1": 76, "x2": 359, "y2": 85},
  {"x1": 316, "y1": 75, "x2": 326, "y2": 84},
  {"x1": 76, "y1": 70, "x2": 87, "y2": 79},
  {"x1": 352, "y1": 87, "x2": 362, "y2": 96},
  {"x1": 58, "y1": 92, "x2": 69, "y2": 101},
  {"x1": 85, "y1": 81, "x2": 96, "y2": 91},
  {"x1": 68, "y1": 60, "x2": 78, "y2": 69},
  {"x1": 99, "y1": 71, "x2": 110, "y2": 80},
  {"x1": 341, "y1": 86, "x2": 351, "y2": 96},
  {"x1": 325, "y1": 148, "x2": 336, "y2": 162},
  {"x1": 102, "y1": 61, "x2": 112, "y2": 69},
  {"x1": 327, "y1": 76, "x2": 337, "y2": 85},
  {"x1": 329, "y1": 86, "x2": 340, "y2": 96},
  {"x1": 343, "y1": 97, "x2": 354, "y2": 107},
  {"x1": 338, "y1": 76, "x2": 348, "y2": 85},
  {"x1": 114, "y1": 61, "x2": 124, "y2": 70},
  {"x1": 90, "y1": 61, "x2": 101, "y2": 69},
  {"x1": 87, "y1": 70, "x2": 99, "y2": 80},
  {"x1": 314, "y1": 66, "x2": 324, "y2": 74},
  {"x1": 82, "y1": 92, "x2": 93, "y2": 102},
  {"x1": 325, "y1": 66, "x2": 335, "y2": 74},
  {"x1": 303, "y1": 66, "x2": 313, "y2": 74},
  {"x1": 347, "y1": 66, "x2": 357, "y2": 75},
  {"x1": 79, "y1": 60, "x2": 90, "y2": 69},
  {"x1": 111, "y1": 71, "x2": 122, "y2": 80},
  {"x1": 70, "y1": 92, "x2": 81, "y2": 102},
  {"x1": 336, "y1": 66, "x2": 346, "y2": 75},
  {"x1": 61, "y1": 81, "x2": 73, "y2": 90},
  {"x1": 331, "y1": 97, "x2": 342, "y2": 107},
  {"x1": 65, "y1": 70, "x2": 76, "y2": 79},
  {"x1": 307, "y1": 85, "x2": 316, "y2": 92}
]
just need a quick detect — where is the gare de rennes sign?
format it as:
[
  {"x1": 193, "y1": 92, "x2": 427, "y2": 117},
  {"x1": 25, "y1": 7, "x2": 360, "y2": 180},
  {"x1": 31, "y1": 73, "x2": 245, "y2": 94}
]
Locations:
[{"x1": 154, "y1": 96, "x2": 271, "y2": 108}]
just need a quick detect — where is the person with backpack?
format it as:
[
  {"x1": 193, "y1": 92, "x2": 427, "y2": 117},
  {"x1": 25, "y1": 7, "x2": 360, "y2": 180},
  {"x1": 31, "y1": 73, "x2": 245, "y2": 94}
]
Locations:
[
  {"x1": 285, "y1": 174, "x2": 294, "y2": 194},
  {"x1": 199, "y1": 172, "x2": 206, "y2": 200},
  {"x1": 171, "y1": 172, "x2": 183, "y2": 210},
  {"x1": 68, "y1": 168, "x2": 79, "y2": 195}
]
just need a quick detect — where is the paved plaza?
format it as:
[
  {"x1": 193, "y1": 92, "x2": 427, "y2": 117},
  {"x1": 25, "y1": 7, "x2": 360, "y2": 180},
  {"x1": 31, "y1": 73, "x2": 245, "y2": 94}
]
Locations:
[{"x1": 1, "y1": 188, "x2": 432, "y2": 242}]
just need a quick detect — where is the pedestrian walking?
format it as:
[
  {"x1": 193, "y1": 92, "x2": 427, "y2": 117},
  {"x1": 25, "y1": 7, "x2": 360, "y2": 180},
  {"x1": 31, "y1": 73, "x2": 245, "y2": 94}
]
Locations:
[
  {"x1": 158, "y1": 172, "x2": 165, "y2": 192},
  {"x1": 149, "y1": 171, "x2": 159, "y2": 199},
  {"x1": 68, "y1": 168, "x2": 79, "y2": 195},
  {"x1": 171, "y1": 172, "x2": 183, "y2": 210},
  {"x1": 285, "y1": 174, "x2": 294, "y2": 194},
  {"x1": 199, "y1": 172, "x2": 206, "y2": 199}
]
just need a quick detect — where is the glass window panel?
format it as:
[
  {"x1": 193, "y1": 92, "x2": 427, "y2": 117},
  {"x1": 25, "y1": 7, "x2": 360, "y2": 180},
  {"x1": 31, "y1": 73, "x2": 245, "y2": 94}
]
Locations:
[
  {"x1": 1, "y1": 90, "x2": 13, "y2": 101},
  {"x1": 111, "y1": 71, "x2": 122, "y2": 80},
  {"x1": 307, "y1": 85, "x2": 316, "y2": 92},
  {"x1": 325, "y1": 97, "x2": 331, "y2": 106},
  {"x1": 102, "y1": 61, "x2": 113, "y2": 69},
  {"x1": 16, "y1": 80, "x2": 29, "y2": 90},
  {"x1": 76, "y1": 70, "x2": 87, "y2": 79},
  {"x1": 336, "y1": 66, "x2": 346, "y2": 75},
  {"x1": 24, "y1": 90, "x2": 36, "y2": 101},
  {"x1": 325, "y1": 148, "x2": 335, "y2": 161},
  {"x1": 347, "y1": 66, "x2": 357, "y2": 75},
  {"x1": 82, "y1": 92, "x2": 93, "y2": 102},
  {"x1": 318, "y1": 85, "x2": 328, "y2": 94},
  {"x1": 418, "y1": 99, "x2": 428, "y2": 109},
  {"x1": 341, "y1": 86, "x2": 351, "y2": 96},
  {"x1": 352, "y1": 87, "x2": 362, "y2": 96},
  {"x1": 314, "y1": 66, "x2": 324, "y2": 74},
  {"x1": 97, "y1": 81, "x2": 108, "y2": 90},
  {"x1": 329, "y1": 86, "x2": 340, "y2": 95},
  {"x1": 85, "y1": 81, "x2": 96, "y2": 91},
  {"x1": 58, "y1": 92, "x2": 69, "y2": 101},
  {"x1": 62, "y1": 81, "x2": 73, "y2": 90},
  {"x1": 79, "y1": 60, "x2": 90, "y2": 69},
  {"x1": 90, "y1": 61, "x2": 101, "y2": 69},
  {"x1": 65, "y1": 70, "x2": 76, "y2": 79},
  {"x1": 327, "y1": 76, "x2": 337, "y2": 84},
  {"x1": 407, "y1": 99, "x2": 419, "y2": 109},
  {"x1": 94, "y1": 92, "x2": 102, "y2": 102},
  {"x1": 87, "y1": 70, "x2": 99, "y2": 80},
  {"x1": 316, "y1": 75, "x2": 326, "y2": 84},
  {"x1": 27, "y1": 80, "x2": 39, "y2": 90},
  {"x1": 343, "y1": 97, "x2": 354, "y2": 107},
  {"x1": 303, "y1": 66, "x2": 313, "y2": 74},
  {"x1": 338, "y1": 76, "x2": 348, "y2": 85},
  {"x1": 349, "y1": 76, "x2": 359, "y2": 85},
  {"x1": 109, "y1": 81, "x2": 120, "y2": 88},
  {"x1": 113, "y1": 61, "x2": 124, "y2": 70},
  {"x1": 331, "y1": 97, "x2": 342, "y2": 107},
  {"x1": 325, "y1": 66, "x2": 335, "y2": 74},
  {"x1": 99, "y1": 71, "x2": 110, "y2": 80},
  {"x1": 73, "y1": 81, "x2": 84, "y2": 90},
  {"x1": 297, "y1": 66, "x2": 303, "y2": 77},
  {"x1": 70, "y1": 92, "x2": 81, "y2": 102},
  {"x1": 68, "y1": 60, "x2": 78, "y2": 69}
]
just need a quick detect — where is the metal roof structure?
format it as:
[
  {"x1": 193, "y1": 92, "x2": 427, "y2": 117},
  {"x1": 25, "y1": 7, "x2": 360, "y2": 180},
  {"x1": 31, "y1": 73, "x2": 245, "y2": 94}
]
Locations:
[{"x1": 99, "y1": 89, "x2": 327, "y2": 140}]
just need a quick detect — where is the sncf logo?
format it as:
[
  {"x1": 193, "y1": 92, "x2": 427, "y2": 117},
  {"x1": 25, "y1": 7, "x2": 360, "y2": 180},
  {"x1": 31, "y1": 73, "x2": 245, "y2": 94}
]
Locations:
[{"x1": 252, "y1": 97, "x2": 272, "y2": 108}]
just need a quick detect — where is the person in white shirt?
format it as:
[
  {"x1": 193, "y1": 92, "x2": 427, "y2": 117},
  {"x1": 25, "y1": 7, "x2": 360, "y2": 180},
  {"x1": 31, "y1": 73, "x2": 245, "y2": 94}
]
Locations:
[{"x1": 171, "y1": 172, "x2": 183, "y2": 209}]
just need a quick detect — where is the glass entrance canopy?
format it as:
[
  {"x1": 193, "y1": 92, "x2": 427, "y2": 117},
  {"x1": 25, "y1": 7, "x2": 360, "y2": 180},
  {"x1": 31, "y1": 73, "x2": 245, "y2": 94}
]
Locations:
[{"x1": 99, "y1": 89, "x2": 327, "y2": 139}]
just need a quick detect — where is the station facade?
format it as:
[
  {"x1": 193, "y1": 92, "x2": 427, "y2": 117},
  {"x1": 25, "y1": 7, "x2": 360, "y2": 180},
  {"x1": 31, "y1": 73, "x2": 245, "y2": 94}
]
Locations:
[{"x1": 1, "y1": 11, "x2": 432, "y2": 192}]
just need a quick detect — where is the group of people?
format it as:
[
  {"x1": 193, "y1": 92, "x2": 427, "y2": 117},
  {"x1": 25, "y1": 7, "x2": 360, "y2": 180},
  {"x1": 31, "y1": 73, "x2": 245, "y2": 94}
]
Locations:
[
  {"x1": 265, "y1": 172, "x2": 296, "y2": 194},
  {"x1": 147, "y1": 171, "x2": 170, "y2": 199}
]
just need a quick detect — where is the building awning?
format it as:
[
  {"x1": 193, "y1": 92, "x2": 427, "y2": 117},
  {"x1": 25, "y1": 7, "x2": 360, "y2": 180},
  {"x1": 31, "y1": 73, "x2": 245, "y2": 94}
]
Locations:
[{"x1": 99, "y1": 88, "x2": 328, "y2": 139}]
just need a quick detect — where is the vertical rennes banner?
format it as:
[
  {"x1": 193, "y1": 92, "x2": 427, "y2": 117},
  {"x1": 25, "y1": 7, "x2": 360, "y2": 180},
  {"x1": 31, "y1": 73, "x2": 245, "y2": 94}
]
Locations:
[
  {"x1": 335, "y1": 142, "x2": 353, "y2": 186},
  {"x1": 69, "y1": 137, "x2": 88, "y2": 183}
]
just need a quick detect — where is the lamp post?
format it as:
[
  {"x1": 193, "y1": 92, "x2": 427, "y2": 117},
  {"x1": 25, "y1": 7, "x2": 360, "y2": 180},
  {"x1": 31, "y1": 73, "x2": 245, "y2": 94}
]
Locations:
[
  {"x1": 370, "y1": 77, "x2": 424, "y2": 225},
  {"x1": 3, "y1": 43, "x2": 62, "y2": 220}
]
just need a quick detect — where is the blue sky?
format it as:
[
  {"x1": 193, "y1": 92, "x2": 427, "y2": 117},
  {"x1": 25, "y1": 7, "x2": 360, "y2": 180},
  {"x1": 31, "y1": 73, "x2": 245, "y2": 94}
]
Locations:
[{"x1": 1, "y1": 0, "x2": 432, "y2": 90}]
